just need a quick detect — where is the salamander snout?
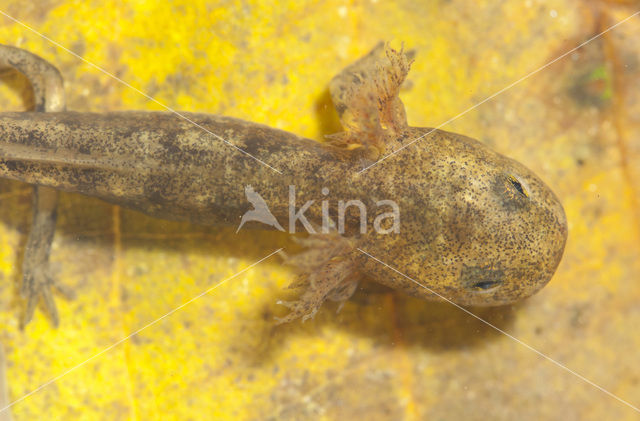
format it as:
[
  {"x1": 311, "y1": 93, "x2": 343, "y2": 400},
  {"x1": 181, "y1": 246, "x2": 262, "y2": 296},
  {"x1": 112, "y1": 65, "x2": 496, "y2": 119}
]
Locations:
[{"x1": 456, "y1": 160, "x2": 568, "y2": 306}]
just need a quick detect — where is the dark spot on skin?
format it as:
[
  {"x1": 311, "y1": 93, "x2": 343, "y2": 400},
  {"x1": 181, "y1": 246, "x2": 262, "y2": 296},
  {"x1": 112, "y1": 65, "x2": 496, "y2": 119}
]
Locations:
[
  {"x1": 77, "y1": 144, "x2": 92, "y2": 155},
  {"x1": 159, "y1": 134, "x2": 182, "y2": 158},
  {"x1": 2, "y1": 160, "x2": 20, "y2": 172},
  {"x1": 146, "y1": 188, "x2": 166, "y2": 205}
]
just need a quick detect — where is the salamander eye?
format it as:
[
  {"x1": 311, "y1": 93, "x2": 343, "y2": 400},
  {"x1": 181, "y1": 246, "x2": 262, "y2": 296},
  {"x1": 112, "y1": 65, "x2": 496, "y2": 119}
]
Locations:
[
  {"x1": 470, "y1": 280, "x2": 502, "y2": 291},
  {"x1": 493, "y1": 174, "x2": 531, "y2": 210},
  {"x1": 508, "y1": 175, "x2": 528, "y2": 198},
  {"x1": 460, "y1": 265, "x2": 505, "y2": 293}
]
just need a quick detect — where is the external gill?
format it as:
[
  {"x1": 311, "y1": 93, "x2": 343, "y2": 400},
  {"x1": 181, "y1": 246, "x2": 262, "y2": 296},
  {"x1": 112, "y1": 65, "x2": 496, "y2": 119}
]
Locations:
[
  {"x1": 276, "y1": 233, "x2": 360, "y2": 323},
  {"x1": 325, "y1": 42, "x2": 413, "y2": 158}
]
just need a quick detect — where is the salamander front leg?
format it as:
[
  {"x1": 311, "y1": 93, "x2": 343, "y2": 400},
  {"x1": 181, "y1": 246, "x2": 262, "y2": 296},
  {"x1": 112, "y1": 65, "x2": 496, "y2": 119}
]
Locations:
[{"x1": 326, "y1": 42, "x2": 414, "y2": 159}]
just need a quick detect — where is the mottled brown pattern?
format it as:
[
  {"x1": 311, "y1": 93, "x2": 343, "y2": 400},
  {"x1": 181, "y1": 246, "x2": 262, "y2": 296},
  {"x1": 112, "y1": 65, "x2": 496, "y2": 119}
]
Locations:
[{"x1": 0, "y1": 43, "x2": 567, "y2": 325}]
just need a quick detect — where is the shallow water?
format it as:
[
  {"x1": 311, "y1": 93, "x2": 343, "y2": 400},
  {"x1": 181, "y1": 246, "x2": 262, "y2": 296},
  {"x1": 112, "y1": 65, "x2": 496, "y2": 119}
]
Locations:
[{"x1": 0, "y1": 1, "x2": 639, "y2": 420}]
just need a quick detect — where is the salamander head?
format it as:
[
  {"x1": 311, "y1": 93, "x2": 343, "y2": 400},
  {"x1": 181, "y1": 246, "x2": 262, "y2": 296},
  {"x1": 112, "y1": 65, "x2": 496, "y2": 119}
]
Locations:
[
  {"x1": 432, "y1": 131, "x2": 568, "y2": 305},
  {"x1": 359, "y1": 128, "x2": 568, "y2": 307},
  {"x1": 451, "y1": 153, "x2": 567, "y2": 305}
]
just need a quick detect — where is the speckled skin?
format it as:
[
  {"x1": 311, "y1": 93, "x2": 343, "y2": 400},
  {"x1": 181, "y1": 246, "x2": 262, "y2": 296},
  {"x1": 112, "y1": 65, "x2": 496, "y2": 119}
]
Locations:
[
  {"x1": 0, "y1": 43, "x2": 567, "y2": 324},
  {"x1": 356, "y1": 126, "x2": 568, "y2": 307}
]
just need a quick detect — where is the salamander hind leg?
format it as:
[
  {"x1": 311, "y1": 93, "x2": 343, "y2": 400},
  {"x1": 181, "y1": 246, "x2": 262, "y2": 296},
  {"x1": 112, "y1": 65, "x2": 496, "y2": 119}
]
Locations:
[
  {"x1": 21, "y1": 187, "x2": 74, "y2": 328},
  {"x1": 276, "y1": 234, "x2": 360, "y2": 324},
  {"x1": 0, "y1": 45, "x2": 68, "y2": 327},
  {"x1": 327, "y1": 42, "x2": 414, "y2": 159}
]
